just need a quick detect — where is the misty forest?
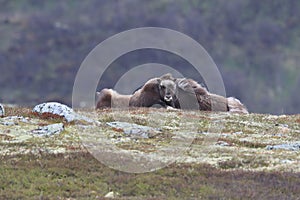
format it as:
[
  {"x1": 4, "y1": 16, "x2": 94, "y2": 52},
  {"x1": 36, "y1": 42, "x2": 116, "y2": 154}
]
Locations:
[{"x1": 1, "y1": 0, "x2": 300, "y2": 114}]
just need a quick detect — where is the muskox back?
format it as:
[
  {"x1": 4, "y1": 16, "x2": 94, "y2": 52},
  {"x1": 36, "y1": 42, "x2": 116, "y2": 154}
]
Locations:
[
  {"x1": 96, "y1": 89, "x2": 131, "y2": 109},
  {"x1": 227, "y1": 97, "x2": 249, "y2": 114},
  {"x1": 174, "y1": 77, "x2": 248, "y2": 113},
  {"x1": 174, "y1": 78, "x2": 206, "y2": 110}
]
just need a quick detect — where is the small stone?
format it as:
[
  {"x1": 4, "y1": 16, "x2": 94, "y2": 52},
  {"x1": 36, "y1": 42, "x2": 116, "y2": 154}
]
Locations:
[
  {"x1": 104, "y1": 191, "x2": 119, "y2": 198},
  {"x1": 0, "y1": 116, "x2": 30, "y2": 126},
  {"x1": 166, "y1": 106, "x2": 179, "y2": 111},
  {"x1": 32, "y1": 123, "x2": 64, "y2": 136},
  {"x1": 0, "y1": 104, "x2": 4, "y2": 117},
  {"x1": 106, "y1": 121, "x2": 161, "y2": 138},
  {"x1": 278, "y1": 115, "x2": 287, "y2": 118},
  {"x1": 216, "y1": 141, "x2": 231, "y2": 146},
  {"x1": 265, "y1": 115, "x2": 278, "y2": 120},
  {"x1": 5, "y1": 116, "x2": 30, "y2": 122},
  {"x1": 1, "y1": 121, "x2": 16, "y2": 126},
  {"x1": 266, "y1": 143, "x2": 300, "y2": 151},
  {"x1": 280, "y1": 159, "x2": 293, "y2": 164},
  {"x1": 233, "y1": 131, "x2": 243, "y2": 135}
]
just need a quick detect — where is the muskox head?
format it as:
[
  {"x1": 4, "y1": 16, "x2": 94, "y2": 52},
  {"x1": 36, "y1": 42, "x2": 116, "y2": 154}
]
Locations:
[
  {"x1": 157, "y1": 74, "x2": 179, "y2": 108},
  {"x1": 159, "y1": 79, "x2": 177, "y2": 103}
]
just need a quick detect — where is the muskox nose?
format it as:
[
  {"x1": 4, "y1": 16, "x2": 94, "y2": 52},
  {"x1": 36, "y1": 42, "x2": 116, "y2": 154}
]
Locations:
[{"x1": 164, "y1": 94, "x2": 173, "y2": 102}]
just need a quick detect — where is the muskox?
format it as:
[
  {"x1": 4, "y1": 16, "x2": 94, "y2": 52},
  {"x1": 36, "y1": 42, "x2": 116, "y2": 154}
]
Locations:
[
  {"x1": 96, "y1": 74, "x2": 178, "y2": 109},
  {"x1": 164, "y1": 75, "x2": 248, "y2": 113},
  {"x1": 96, "y1": 73, "x2": 248, "y2": 114},
  {"x1": 129, "y1": 77, "x2": 164, "y2": 107}
]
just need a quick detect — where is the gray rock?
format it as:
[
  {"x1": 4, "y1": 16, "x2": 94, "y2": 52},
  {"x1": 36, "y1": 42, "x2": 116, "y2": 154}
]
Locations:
[
  {"x1": 104, "y1": 191, "x2": 119, "y2": 198},
  {"x1": 216, "y1": 141, "x2": 231, "y2": 146},
  {"x1": 106, "y1": 121, "x2": 161, "y2": 138},
  {"x1": 1, "y1": 121, "x2": 16, "y2": 126},
  {"x1": 0, "y1": 104, "x2": 4, "y2": 117},
  {"x1": 32, "y1": 102, "x2": 96, "y2": 124},
  {"x1": 32, "y1": 123, "x2": 64, "y2": 136},
  {"x1": 233, "y1": 131, "x2": 243, "y2": 135},
  {"x1": 33, "y1": 102, "x2": 75, "y2": 122},
  {"x1": 266, "y1": 143, "x2": 300, "y2": 151},
  {"x1": 280, "y1": 159, "x2": 293, "y2": 164},
  {"x1": 0, "y1": 116, "x2": 31, "y2": 126}
]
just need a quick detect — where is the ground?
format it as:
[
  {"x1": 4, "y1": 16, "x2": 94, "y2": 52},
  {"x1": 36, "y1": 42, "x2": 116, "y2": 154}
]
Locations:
[{"x1": 0, "y1": 106, "x2": 299, "y2": 199}]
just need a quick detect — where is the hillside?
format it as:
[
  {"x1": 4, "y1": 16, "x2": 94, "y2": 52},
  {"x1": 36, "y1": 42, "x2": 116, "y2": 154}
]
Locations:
[
  {"x1": 0, "y1": 0, "x2": 300, "y2": 114},
  {"x1": 0, "y1": 105, "x2": 299, "y2": 199}
]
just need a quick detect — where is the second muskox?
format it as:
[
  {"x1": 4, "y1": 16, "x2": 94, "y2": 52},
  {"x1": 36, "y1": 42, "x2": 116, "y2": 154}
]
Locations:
[{"x1": 165, "y1": 75, "x2": 249, "y2": 113}]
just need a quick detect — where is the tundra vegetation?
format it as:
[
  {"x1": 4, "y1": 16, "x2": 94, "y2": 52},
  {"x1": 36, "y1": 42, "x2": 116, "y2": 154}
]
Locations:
[{"x1": 0, "y1": 105, "x2": 299, "y2": 199}]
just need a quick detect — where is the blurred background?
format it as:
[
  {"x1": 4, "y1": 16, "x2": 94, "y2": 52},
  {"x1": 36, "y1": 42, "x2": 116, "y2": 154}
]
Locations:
[{"x1": 0, "y1": 0, "x2": 299, "y2": 114}]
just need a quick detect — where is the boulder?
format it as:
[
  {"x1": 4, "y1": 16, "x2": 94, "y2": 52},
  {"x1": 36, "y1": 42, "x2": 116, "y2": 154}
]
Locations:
[
  {"x1": 32, "y1": 102, "x2": 96, "y2": 124},
  {"x1": 106, "y1": 121, "x2": 161, "y2": 138},
  {"x1": 33, "y1": 102, "x2": 75, "y2": 122},
  {"x1": 32, "y1": 123, "x2": 64, "y2": 136}
]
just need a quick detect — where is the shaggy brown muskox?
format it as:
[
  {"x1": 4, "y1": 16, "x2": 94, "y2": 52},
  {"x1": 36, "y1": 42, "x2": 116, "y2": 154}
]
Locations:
[
  {"x1": 170, "y1": 77, "x2": 249, "y2": 113},
  {"x1": 129, "y1": 74, "x2": 178, "y2": 108},
  {"x1": 96, "y1": 73, "x2": 248, "y2": 113},
  {"x1": 96, "y1": 74, "x2": 178, "y2": 109}
]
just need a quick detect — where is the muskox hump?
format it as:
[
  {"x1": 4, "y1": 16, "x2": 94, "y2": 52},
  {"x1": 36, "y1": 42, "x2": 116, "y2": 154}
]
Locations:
[
  {"x1": 227, "y1": 97, "x2": 249, "y2": 114},
  {"x1": 96, "y1": 89, "x2": 131, "y2": 109},
  {"x1": 96, "y1": 89, "x2": 112, "y2": 109}
]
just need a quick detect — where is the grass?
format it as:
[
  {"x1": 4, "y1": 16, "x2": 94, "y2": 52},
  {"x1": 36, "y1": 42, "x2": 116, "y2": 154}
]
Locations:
[
  {"x1": 0, "y1": 152, "x2": 299, "y2": 199},
  {"x1": 1, "y1": 107, "x2": 300, "y2": 199},
  {"x1": 4, "y1": 106, "x2": 33, "y2": 118},
  {"x1": 3, "y1": 106, "x2": 65, "y2": 124}
]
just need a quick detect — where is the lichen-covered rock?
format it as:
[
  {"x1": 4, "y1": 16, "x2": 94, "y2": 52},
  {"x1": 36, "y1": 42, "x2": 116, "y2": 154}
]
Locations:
[
  {"x1": 0, "y1": 116, "x2": 31, "y2": 126},
  {"x1": 266, "y1": 143, "x2": 300, "y2": 151},
  {"x1": 0, "y1": 104, "x2": 4, "y2": 117},
  {"x1": 33, "y1": 102, "x2": 76, "y2": 122},
  {"x1": 216, "y1": 141, "x2": 231, "y2": 146},
  {"x1": 106, "y1": 121, "x2": 161, "y2": 138},
  {"x1": 32, "y1": 102, "x2": 96, "y2": 124},
  {"x1": 32, "y1": 123, "x2": 64, "y2": 136}
]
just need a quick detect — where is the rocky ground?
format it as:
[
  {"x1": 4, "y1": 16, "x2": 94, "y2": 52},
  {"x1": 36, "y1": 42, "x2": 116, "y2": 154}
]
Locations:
[{"x1": 0, "y1": 103, "x2": 299, "y2": 199}]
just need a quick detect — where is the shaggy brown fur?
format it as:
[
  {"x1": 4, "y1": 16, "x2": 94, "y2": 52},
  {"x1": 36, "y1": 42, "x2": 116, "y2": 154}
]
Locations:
[
  {"x1": 169, "y1": 76, "x2": 248, "y2": 113},
  {"x1": 96, "y1": 76, "x2": 173, "y2": 109},
  {"x1": 227, "y1": 97, "x2": 249, "y2": 114},
  {"x1": 130, "y1": 74, "x2": 179, "y2": 108},
  {"x1": 175, "y1": 78, "x2": 227, "y2": 111},
  {"x1": 96, "y1": 73, "x2": 248, "y2": 113},
  {"x1": 129, "y1": 78, "x2": 166, "y2": 107},
  {"x1": 96, "y1": 89, "x2": 131, "y2": 109}
]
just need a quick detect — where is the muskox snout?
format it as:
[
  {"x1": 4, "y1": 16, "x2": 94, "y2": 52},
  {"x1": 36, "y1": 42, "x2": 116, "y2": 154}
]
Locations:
[{"x1": 164, "y1": 94, "x2": 173, "y2": 102}]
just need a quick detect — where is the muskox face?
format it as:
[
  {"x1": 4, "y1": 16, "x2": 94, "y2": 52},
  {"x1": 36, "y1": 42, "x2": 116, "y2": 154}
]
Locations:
[{"x1": 159, "y1": 79, "x2": 177, "y2": 105}]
